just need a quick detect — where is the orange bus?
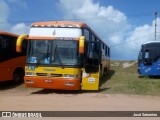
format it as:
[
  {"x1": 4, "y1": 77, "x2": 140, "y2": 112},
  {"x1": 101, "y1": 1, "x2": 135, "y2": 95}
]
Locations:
[
  {"x1": 0, "y1": 31, "x2": 27, "y2": 83},
  {"x1": 17, "y1": 21, "x2": 110, "y2": 90}
]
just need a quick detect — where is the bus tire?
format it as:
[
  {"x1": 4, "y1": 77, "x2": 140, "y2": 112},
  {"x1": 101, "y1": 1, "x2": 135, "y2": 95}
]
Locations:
[{"x1": 13, "y1": 68, "x2": 24, "y2": 83}]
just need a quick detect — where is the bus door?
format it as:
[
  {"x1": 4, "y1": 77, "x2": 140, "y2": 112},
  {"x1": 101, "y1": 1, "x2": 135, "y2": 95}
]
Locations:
[{"x1": 81, "y1": 41, "x2": 101, "y2": 90}]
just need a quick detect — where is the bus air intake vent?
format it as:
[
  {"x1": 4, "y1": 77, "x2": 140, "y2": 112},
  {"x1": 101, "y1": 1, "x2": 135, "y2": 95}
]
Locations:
[
  {"x1": 36, "y1": 73, "x2": 62, "y2": 77},
  {"x1": 51, "y1": 74, "x2": 62, "y2": 77},
  {"x1": 36, "y1": 73, "x2": 47, "y2": 76}
]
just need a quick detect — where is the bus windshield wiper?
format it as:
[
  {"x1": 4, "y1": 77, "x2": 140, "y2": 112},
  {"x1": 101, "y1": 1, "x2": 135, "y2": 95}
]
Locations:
[{"x1": 54, "y1": 45, "x2": 64, "y2": 69}]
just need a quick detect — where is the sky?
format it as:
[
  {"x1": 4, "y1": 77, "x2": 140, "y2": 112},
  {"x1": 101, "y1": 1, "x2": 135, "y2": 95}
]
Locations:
[{"x1": 1, "y1": 0, "x2": 160, "y2": 60}]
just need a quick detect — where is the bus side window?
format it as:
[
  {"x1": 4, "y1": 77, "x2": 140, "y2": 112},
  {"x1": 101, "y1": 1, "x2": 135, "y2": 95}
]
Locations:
[
  {"x1": 105, "y1": 46, "x2": 108, "y2": 56},
  {"x1": 0, "y1": 36, "x2": 2, "y2": 60},
  {"x1": 108, "y1": 47, "x2": 110, "y2": 57},
  {"x1": 0, "y1": 36, "x2": 11, "y2": 59},
  {"x1": 2, "y1": 39, "x2": 7, "y2": 48},
  {"x1": 91, "y1": 34, "x2": 95, "y2": 41},
  {"x1": 83, "y1": 28, "x2": 90, "y2": 41},
  {"x1": 0, "y1": 36, "x2": 2, "y2": 48}
]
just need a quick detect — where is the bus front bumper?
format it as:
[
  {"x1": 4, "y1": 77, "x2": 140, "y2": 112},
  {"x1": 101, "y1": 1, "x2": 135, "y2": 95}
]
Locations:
[{"x1": 24, "y1": 76, "x2": 81, "y2": 90}]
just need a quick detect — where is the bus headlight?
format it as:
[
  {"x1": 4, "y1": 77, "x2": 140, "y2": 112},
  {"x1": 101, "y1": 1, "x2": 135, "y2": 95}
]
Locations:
[
  {"x1": 63, "y1": 74, "x2": 80, "y2": 79},
  {"x1": 25, "y1": 72, "x2": 36, "y2": 76}
]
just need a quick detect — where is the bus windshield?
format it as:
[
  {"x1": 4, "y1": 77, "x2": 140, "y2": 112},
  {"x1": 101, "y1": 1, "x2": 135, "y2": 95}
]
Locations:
[{"x1": 26, "y1": 40, "x2": 80, "y2": 66}]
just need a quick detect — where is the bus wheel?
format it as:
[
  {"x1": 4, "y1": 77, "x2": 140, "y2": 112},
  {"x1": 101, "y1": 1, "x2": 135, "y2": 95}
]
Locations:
[{"x1": 13, "y1": 70, "x2": 24, "y2": 83}]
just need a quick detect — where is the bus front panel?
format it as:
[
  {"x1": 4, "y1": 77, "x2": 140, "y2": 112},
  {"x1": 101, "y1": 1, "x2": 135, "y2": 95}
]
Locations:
[{"x1": 24, "y1": 66, "x2": 81, "y2": 90}]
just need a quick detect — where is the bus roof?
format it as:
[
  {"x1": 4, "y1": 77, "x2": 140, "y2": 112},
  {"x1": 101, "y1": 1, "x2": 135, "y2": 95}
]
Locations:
[
  {"x1": 31, "y1": 21, "x2": 88, "y2": 28},
  {"x1": 0, "y1": 31, "x2": 18, "y2": 37},
  {"x1": 142, "y1": 41, "x2": 160, "y2": 45}
]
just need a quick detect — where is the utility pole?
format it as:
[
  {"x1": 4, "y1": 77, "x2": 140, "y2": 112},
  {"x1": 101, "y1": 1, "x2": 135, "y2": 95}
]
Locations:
[{"x1": 155, "y1": 11, "x2": 158, "y2": 41}]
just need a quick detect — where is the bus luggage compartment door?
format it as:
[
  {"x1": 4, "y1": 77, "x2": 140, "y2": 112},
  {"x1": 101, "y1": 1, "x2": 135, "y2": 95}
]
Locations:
[{"x1": 81, "y1": 68, "x2": 100, "y2": 90}]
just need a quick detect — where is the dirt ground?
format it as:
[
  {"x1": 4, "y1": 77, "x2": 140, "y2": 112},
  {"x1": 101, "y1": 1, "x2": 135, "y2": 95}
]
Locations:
[{"x1": 0, "y1": 82, "x2": 160, "y2": 120}]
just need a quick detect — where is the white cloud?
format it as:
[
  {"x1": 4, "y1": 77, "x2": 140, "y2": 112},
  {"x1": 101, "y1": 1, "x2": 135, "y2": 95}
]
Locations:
[
  {"x1": 11, "y1": 23, "x2": 29, "y2": 35},
  {"x1": 59, "y1": 0, "x2": 160, "y2": 60},
  {"x1": 59, "y1": 0, "x2": 131, "y2": 59},
  {"x1": 59, "y1": 0, "x2": 129, "y2": 41},
  {"x1": 0, "y1": 0, "x2": 29, "y2": 35},
  {"x1": 112, "y1": 19, "x2": 160, "y2": 60},
  {"x1": 110, "y1": 36, "x2": 122, "y2": 44}
]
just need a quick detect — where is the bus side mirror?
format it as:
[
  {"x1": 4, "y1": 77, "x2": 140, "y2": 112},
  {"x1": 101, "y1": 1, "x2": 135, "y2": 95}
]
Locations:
[
  {"x1": 79, "y1": 36, "x2": 85, "y2": 54},
  {"x1": 16, "y1": 34, "x2": 28, "y2": 52}
]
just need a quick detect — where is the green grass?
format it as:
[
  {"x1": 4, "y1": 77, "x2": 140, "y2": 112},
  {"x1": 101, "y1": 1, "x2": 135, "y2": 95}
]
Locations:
[{"x1": 100, "y1": 61, "x2": 160, "y2": 96}]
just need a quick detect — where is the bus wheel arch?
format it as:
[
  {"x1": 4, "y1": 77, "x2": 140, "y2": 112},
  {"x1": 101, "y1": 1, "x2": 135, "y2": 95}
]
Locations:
[{"x1": 13, "y1": 67, "x2": 24, "y2": 83}]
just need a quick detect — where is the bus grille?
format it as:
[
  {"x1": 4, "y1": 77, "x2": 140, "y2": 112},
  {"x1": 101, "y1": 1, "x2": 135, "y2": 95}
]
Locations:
[
  {"x1": 36, "y1": 73, "x2": 47, "y2": 76},
  {"x1": 36, "y1": 73, "x2": 62, "y2": 77}
]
